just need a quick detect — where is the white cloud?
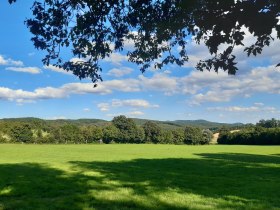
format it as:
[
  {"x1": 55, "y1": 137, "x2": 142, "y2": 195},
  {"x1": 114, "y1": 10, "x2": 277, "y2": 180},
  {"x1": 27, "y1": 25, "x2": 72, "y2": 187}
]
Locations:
[
  {"x1": 1, "y1": 64, "x2": 279, "y2": 106},
  {"x1": 0, "y1": 78, "x2": 142, "y2": 104},
  {"x1": 16, "y1": 99, "x2": 36, "y2": 106},
  {"x1": 83, "y1": 108, "x2": 91, "y2": 112},
  {"x1": 179, "y1": 70, "x2": 229, "y2": 95},
  {"x1": 181, "y1": 27, "x2": 280, "y2": 74},
  {"x1": 111, "y1": 99, "x2": 159, "y2": 108},
  {"x1": 233, "y1": 28, "x2": 280, "y2": 70},
  {"x1": 48, "y1": 116, "x2": 67, "y2": 120},
  {"x1": 97, "y1": 99, "x2": 158, "y2": 113},
  {"x1": 187, "y1": 65, "x2": 280, "y2": 105},
  {"x1": 0, "y1": 56, "x2": 7, "y2": 65},
  {"x1": 108, "y1": 32, "x2": 136, "y2": 51},
  {"x1": 107, "y1": 67, "x2": 133, "y2": 77},
  {"x1": 102, "y1": 79, "x2": 141, "y2": 92},
  {"x1": 70, "y1": 57, "x2": 87, "y2": 63},
  {"x1": 0, "y1": 55, "x2": 23, "y2": 66},
  {"x1": 106, "y1": 113, "x2": 122, "y2": 117},
  {"x1": 97, "y1": 103, "x2": 110, "y2": 112},
  {"x1": 43, "y1": 65, "x2": 72, "y2": 75},
  {"x1": 208, "y1": 106, "x2": 279, "y2": 114},
  {"x1": 138, "y1": 73, "x2": 178, "y2": 95},
  {"x1": 6, "y1": 66, "x2": 41, "y2": 74},
  {"x1": 103, "y1": 52, "x2": 127, "y2": 65},
  {"x1": 127, "y1": 111, "x2": 145, "y2": 117},
  {"x1": 254, "y1": 102, "x2": 264, "y2": 106},
  {"x1": 190, "y1": 89, "x2": 241, "y2": 105},
  {"x1": 106, "y1": 111, "x2": 145, "y2": 118},
  {"x1": 28, "y1": 52, "x2": 35, "y2": 57},
  {"x1": 0, "y1": 84, "x2": 106, "y2": 103}
]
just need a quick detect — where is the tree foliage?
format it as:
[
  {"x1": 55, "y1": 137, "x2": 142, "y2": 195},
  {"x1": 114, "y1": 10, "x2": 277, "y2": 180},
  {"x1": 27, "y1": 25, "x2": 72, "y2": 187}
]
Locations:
[
  {"x1": 171, "y1": 129, "x2": 185, "y2": 145},
  {"x1": 8, "y1": 0, "x2": 280, "y2": 82},
  {"x1": 256, "y1": 118, "x2": 280, "y2": 128},
  {"x1": 217, "y1": 127, "x2": 280, "y2": 145},
  {"x1": 102, "y1": 124, "x2": 120, "y2": 144},
  {"x1": 5, "y1": 117, "x2": 280, "y2": 145},
  {"x1": 184, "y1": 126, "x2": 203, "y2": 145},
  {"x1": 112, "y1": 115, "x2": 140, "y2": 143},
  {"x1": 142, "y1": 121, "x2": 162, "y2": 144},
  {"x1": 202, "y1": 129, "x2": 213, "y2": 145},
  {"x1": 10, "y1": 123, "x2": 33, "y2": 143},
  {"x1": 218, "y1": 119, "x2": 280, "y2": 145}
]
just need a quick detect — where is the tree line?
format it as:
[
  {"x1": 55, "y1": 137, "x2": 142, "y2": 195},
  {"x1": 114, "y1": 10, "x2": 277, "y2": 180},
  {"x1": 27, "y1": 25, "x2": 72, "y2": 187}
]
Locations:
[
  {"x1": 0, "y1": 115, "x2": 212, "y2": 145},
  {"x1": 218, "y1": 118, "x2": 280, "y2": 145}
]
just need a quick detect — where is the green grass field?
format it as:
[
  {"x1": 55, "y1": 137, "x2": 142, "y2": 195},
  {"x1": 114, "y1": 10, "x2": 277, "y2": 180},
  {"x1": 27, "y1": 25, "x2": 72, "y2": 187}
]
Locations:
[{"x1": 0, "y1": 144, "x2": 279, "y2": 210}]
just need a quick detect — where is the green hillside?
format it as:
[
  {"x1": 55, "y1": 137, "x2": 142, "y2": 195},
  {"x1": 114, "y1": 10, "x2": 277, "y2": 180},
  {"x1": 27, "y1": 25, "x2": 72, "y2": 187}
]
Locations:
[
  {"x1": 0, "y1": 117, "x2": 243, "y2": 130},
  {"x1": 131, "y1": 118, "x2": 243, "y2": 130}
]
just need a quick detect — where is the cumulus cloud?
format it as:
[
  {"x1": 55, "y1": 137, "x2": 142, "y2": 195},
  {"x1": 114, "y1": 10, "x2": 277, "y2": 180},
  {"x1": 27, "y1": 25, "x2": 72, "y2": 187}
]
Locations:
[
  {"x1": 97, "y1": 99, "x2": 158, "y2": 112},
  {"x1": 97, "y1": 103, "x2": 110, "y2": 112},
  {"x1": 190, "y1": 90, "x2": 241, "y2": 105},
  {"x1": 5, "y1": 66, "x2": 41, "y2": 74},
  {"x1": 138, "y1": 73, "x2": 178, "y2": 95},
  {"x1": 48, "y1": 116, "x2": 67, "y2": 120},
  {"x1": 254, "y1": 102, "x2": 264, "y2": 106},
  {"x1": 107, "y1": 67, "x2": 133, "y2": 77},
  {"x1": 0, "y1": 83, "x2": 108, "y2": 103},
  {"x1": 0, "y1": 55, "x2": 23, "y2": 66},
  {"x1": 16, "y1": 99, "x2": 36, "y2": 106},
  {"x1": 43, "y1": 65, "x2": 72, "y2": 75},
  {"x1": 207, "y1": 106, "x2": 279, "y2": 114},
  {"x1": 181, "y1": 27, "x2": 280, "y2": 73},
  {"x1": 106, "y1": 111, "x2": 145, "y2": 118},
  {"x1": 102, "y1": 79, "x2": 141, "y2": 92},
  {"x1": 127, "y1": 111, "x2": 145, "y2": 117},
  {"x1": 187, "y1": 65, "x2": 280, "y2": 105},
  {"x1": 0, "y1": 54, "x2": 41, "y2": 74},
  {"x1": 103, "y1": 52, "x2": 127, "y2": 65},
  {"x1": 1, "y1": 63, "x2": 279, "y2": 106},
  {"x1": 0, "y1": 77, "x2": 141, "y2": 104},
  {"x1": 70, "y1": 57, "x2": 87, "y2": 63},
  {"x1": 111, "y1": 99, "x2": 159, "y2": 108}
]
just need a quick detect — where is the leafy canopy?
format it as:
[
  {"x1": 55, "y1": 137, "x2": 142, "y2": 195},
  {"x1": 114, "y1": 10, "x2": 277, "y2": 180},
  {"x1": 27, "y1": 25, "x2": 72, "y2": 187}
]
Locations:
[{"x1": 8, "y1": 0, "x2": 280, "y2": 82}]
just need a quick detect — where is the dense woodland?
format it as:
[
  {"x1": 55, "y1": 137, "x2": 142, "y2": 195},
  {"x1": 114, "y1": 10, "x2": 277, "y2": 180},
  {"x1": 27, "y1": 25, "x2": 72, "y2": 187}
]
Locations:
[
  {"x1": 0, "y1": 117, "x2": 279, "y2": 145},
  {"x1": 0, "y1": 116, "x2": 215, "y2": 145},
  {"x1": 218, "y1": 119, "x2": 280, "y2": 145}
]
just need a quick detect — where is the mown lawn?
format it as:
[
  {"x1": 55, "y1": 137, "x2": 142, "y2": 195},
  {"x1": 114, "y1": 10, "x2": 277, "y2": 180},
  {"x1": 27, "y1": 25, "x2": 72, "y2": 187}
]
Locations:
[{"x1": 0, "y1": 144, "x2": 279, "y2": 210}]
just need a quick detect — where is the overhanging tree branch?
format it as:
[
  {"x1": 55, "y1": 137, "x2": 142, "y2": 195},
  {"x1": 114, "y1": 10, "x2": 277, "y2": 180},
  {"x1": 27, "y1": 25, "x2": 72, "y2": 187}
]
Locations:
[{"x1": 9, "y1": 0, "x2": 280, "y2": 82}]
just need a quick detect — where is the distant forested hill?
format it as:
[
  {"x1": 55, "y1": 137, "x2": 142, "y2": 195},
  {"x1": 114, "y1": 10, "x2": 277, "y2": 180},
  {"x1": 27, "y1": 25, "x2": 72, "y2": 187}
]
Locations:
[
  {"x1": 131, "y1": 118, "x2": 243, "y2": 130},
  {"x1": 0, "y1": 117, "x2": 243, "y2": 131}
]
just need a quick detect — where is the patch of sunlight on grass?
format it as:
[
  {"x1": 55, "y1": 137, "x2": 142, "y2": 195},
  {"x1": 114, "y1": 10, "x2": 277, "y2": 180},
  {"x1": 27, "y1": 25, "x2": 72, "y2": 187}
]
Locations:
[
  {"x1": 0, "y1": 186, "x2": 12, "y2": 196},
  {"x1": 152, "y1": 190, "x2": 220, "y2": 210},
  {"x1": 91, "y1": 187, "x2": 155, "y2": 209},
  {"x1": 83, "y1": 171, "x2": 104, "y2": 177}
]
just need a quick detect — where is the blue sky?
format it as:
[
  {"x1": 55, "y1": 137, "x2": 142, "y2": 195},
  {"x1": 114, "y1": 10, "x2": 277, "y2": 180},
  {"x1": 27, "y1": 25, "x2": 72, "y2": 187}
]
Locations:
[{"x1": 0, "y1": 1, "x2": 279, "y2": 123}]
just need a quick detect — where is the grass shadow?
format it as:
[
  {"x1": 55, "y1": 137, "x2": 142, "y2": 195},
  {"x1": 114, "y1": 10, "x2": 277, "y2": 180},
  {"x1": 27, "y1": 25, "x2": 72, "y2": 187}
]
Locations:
[
  {"x1": 70, "y1": 153, "x2": 280, "y2": 209},
  {"x1": 0, "y1": 153, "x2": 279, "y2": 209},
  {"x1": 0, "y1": 163, "x2": 90, "y2": 210},
  {"x1": 196, "y1": 153, "x2": 280, "y2": 164}
]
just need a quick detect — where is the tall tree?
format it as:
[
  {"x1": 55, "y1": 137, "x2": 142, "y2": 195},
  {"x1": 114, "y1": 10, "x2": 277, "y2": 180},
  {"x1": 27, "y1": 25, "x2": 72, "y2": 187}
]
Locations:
[
  {"x1": 112, "y1": 115, "x2": 138, "y2": 143},
  {"x1": 102, "y1": 124, "x2": 120, "y2": 143},
  {"x1": 142, "y1": 121, "x2": 162, "y2": 144},
  {"x1": 184, "y1": 126, "x2": 203, "y2": 145},
  {"x1": 10, "y1": 123, "x2": 33, "y2": 143},
  {"x1": 8, "y1": 0, "x2": 280, "y2": 82}
]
